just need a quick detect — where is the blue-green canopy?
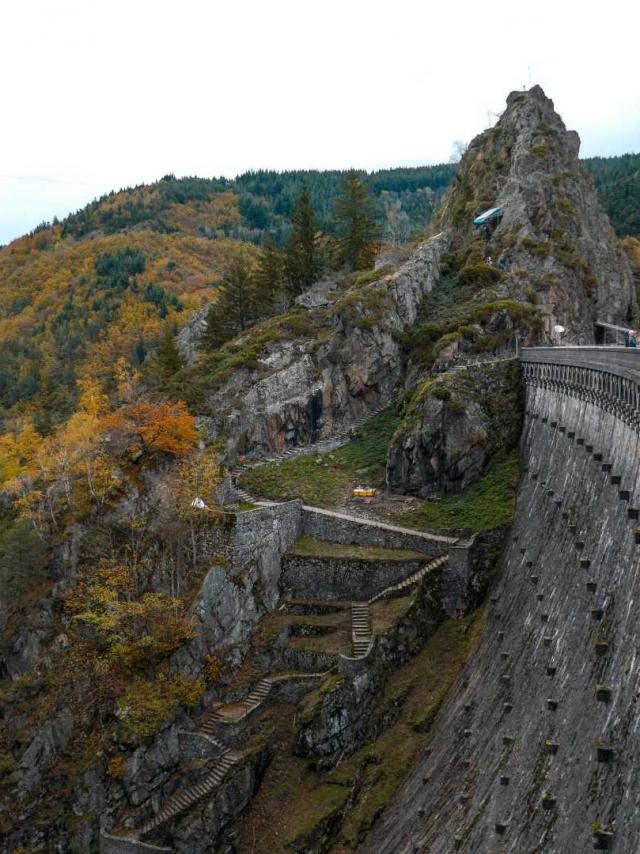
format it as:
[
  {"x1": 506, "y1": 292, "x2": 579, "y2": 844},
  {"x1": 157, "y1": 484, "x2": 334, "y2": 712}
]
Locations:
[{"x1": 474, "y1": 206, "x2": 503, "y2": 226}]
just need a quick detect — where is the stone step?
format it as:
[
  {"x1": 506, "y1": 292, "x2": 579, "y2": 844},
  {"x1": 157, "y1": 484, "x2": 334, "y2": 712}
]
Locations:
[{"x1": 139, "y1": 753, "x2": 241, "y2": 837}]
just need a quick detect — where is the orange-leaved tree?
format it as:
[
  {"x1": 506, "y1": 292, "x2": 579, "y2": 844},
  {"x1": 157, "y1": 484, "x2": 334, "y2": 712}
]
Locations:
[{"x1": 124, "y1": 401, "x2": 198, "y2": 456}]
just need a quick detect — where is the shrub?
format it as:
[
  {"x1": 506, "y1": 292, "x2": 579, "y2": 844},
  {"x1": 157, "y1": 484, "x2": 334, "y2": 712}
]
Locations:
[
  {"x1": 432, "y1": 385, "x2": 451, "y2": 401},
  {"x1": 107, "y1": 755, "x2": 125, "y2": 779},
  {"x1": 117, "y1": 673, "x2": 205, "y2": 743},
  {"x1": 558, "y1": 197, "x2": 576, "y2": 216},
  {"x1": 446, "y1": 398, "x2": 466, "y2": 415},
  {"x1": 205, "y1": 655, "x2": 224, "y2": 684},
  {"x1": 521, "y1": 237, "x2": 549, "y2": 257},
  {"x1": 530, "y1": 143, "x2": 550, "y2": 157},
  {"x1": 0, "y1": 751, "x2": 16, "y2": 777},
  {"x1": 458, "y1": 262, "x2": 502, "y2": 288}
]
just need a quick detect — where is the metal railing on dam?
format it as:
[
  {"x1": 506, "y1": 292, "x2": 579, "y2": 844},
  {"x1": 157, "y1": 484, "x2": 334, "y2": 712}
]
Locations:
[{"x1": 520, "y1": 346, "x2": 640, "y2": 430}]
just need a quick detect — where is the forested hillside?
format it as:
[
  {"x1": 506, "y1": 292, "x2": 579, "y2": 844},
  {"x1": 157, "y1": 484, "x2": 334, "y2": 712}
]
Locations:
[
  {"x1": 56, "y1": 166, "x2": 457, "y2": 245},
  {"x1": 0, "y1": 155, "x2": 637, "y2": 434},
  {"x1": 585, "y1": 152, "x2": 640, "y2": 237}
]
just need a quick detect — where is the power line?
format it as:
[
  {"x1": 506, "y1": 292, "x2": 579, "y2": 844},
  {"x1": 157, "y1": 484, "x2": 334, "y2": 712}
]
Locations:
[{"x1": 0, "y1": 173, "x2": 114, "y2": 189}]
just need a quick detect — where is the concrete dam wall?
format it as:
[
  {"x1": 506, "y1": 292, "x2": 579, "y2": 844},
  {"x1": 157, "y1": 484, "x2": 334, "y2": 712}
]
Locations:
[{"x1": 364, "y1": 347, "x2": 640, "y2": 854}]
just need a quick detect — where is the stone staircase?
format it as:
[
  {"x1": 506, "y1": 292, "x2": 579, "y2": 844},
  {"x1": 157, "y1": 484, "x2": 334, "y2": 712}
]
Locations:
[
  {"x1": 201, "y1": 671, "x2": 329, "y2": 728},
  {"x1": 351, "y1": 603, "x2": 372, "y2": 656},
  {"x1": 200, "y1": 677, "x2": 273, "y2": 728},
  {"x1": 137, "y1": 744, "x2": 240, "y2": 839},
  {"x1": 232, "y1": 484, "x2": 257, "y2": 503},
  {"x1": 106, "y1": 671, "x2": 331, "y2": 849},
  {"x1": 349, "y1": 554, "x2": 449, "y2": 658},
  {"x1": 369, "y1": 554, "x2": 449, "y2": 604}
]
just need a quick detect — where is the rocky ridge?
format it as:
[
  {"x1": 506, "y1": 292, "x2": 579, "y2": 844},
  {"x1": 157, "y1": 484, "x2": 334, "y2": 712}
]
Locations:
[
  {"x1": 437, "y1": 85, "x2": 636, "y2": 339},
  {"x1": 184, "y1": 231, "x2": 451, "y2": 458},
  {"x1": 384, "y1": 85, "x2": 636, "y2": 498}
]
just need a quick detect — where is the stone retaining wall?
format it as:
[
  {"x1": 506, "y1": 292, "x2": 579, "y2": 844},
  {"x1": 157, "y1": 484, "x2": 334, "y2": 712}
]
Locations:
[
  {"x1": 281, "y1": 553, "x2": 427, "y2": 601},
  {"x1": 301, "y1": 506, "x2": 455, "y2": 557}
]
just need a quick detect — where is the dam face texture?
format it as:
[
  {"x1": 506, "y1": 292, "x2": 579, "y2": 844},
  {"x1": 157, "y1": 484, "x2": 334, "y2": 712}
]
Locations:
[{"x1": 366, "y1": 348, "x2": 640, "y2": 854}]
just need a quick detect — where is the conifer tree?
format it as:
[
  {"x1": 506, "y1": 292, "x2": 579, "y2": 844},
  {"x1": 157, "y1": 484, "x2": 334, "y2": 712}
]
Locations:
[
  {"x1": 201, "y1": 255, "x2": 257, "y2": 351},
  {"x1": 253, "y1": 236, "x2": 284, "y2": 315},
  {"x1": 154, "y1": 324, "x2": 183, "y2": 377},
  {"x1": 284, "y1": 185, "x2": 322, "y2": 297},
  {"x1": 334, "y1": 171, "x2": 381, "y2": 271}
]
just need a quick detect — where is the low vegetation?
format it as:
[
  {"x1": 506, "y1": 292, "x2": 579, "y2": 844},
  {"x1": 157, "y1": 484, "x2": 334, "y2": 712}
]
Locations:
[
  {"x1": 288, "y1": 534, "x2": 424, "y2": 562},
  {"x1": 385, "y1": 451, "x2": 520, "y2": 534},
  {"x1": 242, "y1": 406, "x2": 401, "y2": 505},
  {"x1": 237, "y1": 611, "x2": 485, "y2": 851}
]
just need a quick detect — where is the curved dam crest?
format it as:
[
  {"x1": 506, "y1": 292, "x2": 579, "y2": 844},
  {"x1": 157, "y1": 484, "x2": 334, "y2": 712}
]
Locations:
[{"x1": 364, "y1": 347, "x2": 640, "y2": 854}]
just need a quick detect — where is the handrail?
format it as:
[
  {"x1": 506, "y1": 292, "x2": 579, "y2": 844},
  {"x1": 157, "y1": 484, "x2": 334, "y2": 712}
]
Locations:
[
  {"x1": 519, "y1": 347, "x2": 640, "y2": 432},
  {"x1": 521, "y1": 346, "x2": 640, "y2": 374}
]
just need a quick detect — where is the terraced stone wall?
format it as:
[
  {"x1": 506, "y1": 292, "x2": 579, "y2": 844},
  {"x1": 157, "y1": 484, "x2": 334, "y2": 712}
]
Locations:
[
  {"x1": 301, "y1": 506, "x2": 455, "y2": 557},
  {"x1": 281, "y1": 553, "x2": 427, "y2": 601}
]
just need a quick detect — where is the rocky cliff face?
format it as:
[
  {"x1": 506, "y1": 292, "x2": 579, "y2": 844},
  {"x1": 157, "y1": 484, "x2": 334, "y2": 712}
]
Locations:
[
  {"x1": 183, "y1": 87, "x2": 635, "y2": 467},
  {"x1": 194, "y1": 232, "x2": 451, "y2": 457},
  {"x1": 387, "y1": 360, "x2": 522, "y2": 498},
  {"x1": 384, "y1": 85, "x2": 636, "y2": 498},
  {"x1": 438, "y1": 85, "x2": 636, "y2": 341}
]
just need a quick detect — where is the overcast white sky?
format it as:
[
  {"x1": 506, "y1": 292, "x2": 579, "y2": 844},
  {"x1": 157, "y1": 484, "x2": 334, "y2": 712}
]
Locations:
[{"x1": 1, "y1": 0, "x2": 638, "y2": 244}]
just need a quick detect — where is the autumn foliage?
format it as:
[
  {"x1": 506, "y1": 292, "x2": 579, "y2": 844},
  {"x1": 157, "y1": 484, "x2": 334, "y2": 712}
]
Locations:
[{"x1": 123, "y1": 401, "x2": 198, "y2": 456}]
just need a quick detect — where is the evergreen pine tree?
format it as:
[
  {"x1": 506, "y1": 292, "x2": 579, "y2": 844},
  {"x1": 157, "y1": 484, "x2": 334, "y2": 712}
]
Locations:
[
  {"x1": 134, "y1": 335, "x2": 147, "y2": 365},
  {"x1": 201, "y1": 255, "x2": 257, "y2": 351},
  {"x1": 284, "y1": 184, "x2": 322, "y2": 297},
  {"x1": 334, "y1": 171, "x2": 381, "y2": 271},
  {"x1": 253, "y1": 236, "x2": 284, "y2": 315},
  {"x1": 154, "y1": 324, "x2": 183, "y2": 377}
]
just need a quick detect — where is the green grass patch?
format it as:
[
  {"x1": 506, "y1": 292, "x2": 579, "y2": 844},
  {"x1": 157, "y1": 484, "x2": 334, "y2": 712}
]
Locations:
[
  {"x1": 251, "y1": 608, "x2": 351, "y2": 656},
  {"x1": 236, "y1": 704, "x2": 351, "y2": 852},
  {"x1": 370, "y1": 594, "x2": 414, "y2": 635},
  {"x1": 242, "y1": 406, "x2": 401, "y2": 506},
  {"x1": 327, "y1": 611, "x2": 485, "y2": 847},
  {"x1": 300, "y1": 672, "x2": 347, "y2": 723},
  {"x1": 287, "y1": 534, "x2": 425, "y2": 562},
  {"x1": 384, "y1": 451, "x2": 520, "y2": 535}
]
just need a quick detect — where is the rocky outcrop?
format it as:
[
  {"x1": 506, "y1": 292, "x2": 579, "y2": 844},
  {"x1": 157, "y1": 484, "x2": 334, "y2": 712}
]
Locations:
[
  {"x1": 387, "y1": 360, "x2": 522, "y2": 497},
  {"x1": 176, "y1": 304, "x2": 211, "y2": 367},
  {"x1": 194, "y1": 231, "x2": 451, "y2": 457},
  {"x1": 14, "y1": 707, "x2": 74, "y2": 792},
  {"x1": 386, "y1": 85, "x2": 634, "y2": 498},
  {"x1": 438, "y1": 85, "x2": 636, "y2": 340},
  {"x1": 177, "y1": 501, "x2": 302, "y2": 676}
]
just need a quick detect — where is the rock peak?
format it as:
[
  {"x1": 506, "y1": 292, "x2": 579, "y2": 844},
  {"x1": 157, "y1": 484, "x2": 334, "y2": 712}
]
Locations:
[
  {"x1": 437, "y1": 85, "x2": 636, "y2": 342},
  {"x1": 506, "y1": 83, "x2": 552, "y2": 108}
]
